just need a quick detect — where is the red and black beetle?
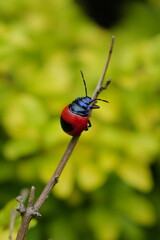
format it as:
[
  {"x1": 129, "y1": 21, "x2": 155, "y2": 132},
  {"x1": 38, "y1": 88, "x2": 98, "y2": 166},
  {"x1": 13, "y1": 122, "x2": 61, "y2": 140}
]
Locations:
[{"x1": 60, "y1": 71, "x2": 108, "y2": 136}]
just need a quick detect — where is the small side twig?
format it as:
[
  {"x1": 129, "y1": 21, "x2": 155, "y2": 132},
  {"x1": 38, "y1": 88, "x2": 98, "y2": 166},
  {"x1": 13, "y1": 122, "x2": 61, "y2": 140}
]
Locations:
[
  {"x1": 27, "y1": 186, "x2": 36, "y2": 207},
  {"x1": 15, "y1": 36, "x2": 115, "y2": 240}
]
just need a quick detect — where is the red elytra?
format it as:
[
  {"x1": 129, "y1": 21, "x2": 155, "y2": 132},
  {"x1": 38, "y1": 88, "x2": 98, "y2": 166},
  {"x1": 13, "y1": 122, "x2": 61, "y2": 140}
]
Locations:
[{"x1": 60, "y1": 106, "x2": 89, "y2": 136}]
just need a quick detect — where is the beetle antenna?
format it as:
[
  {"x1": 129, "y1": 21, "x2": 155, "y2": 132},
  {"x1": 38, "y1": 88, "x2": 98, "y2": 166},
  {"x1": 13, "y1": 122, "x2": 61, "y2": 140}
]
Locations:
[
  {"x1": 90, "y1": 98, "x2": 109, "y2": 104},
  {"x1": 80, "y1": 70, "x2": 88, "y2": 97}
]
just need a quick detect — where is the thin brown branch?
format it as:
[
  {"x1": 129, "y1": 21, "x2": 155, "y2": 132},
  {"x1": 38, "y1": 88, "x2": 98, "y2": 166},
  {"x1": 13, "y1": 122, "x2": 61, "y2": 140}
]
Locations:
[
  {"x1": 34, "y1": 134, "x2": 80, "y2": 210},
  {"x1": 15, "y1": 36, "x2": 115, "y2": 240}
]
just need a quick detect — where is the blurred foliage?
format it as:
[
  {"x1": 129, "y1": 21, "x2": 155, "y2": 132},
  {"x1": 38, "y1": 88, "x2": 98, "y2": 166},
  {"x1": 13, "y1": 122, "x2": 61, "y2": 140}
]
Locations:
[
  {"x1": 0, "y1": 0, "x2": 160, "y2": 239},
  {"x1": 0, "y1": 198, "x2": 37, "y2": 239}
]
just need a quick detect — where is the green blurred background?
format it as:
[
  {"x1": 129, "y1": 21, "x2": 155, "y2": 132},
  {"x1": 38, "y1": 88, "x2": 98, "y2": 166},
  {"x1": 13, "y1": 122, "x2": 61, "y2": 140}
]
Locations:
[{"x1": 0, "y1": 0, "x2": 160, "y2": 239}]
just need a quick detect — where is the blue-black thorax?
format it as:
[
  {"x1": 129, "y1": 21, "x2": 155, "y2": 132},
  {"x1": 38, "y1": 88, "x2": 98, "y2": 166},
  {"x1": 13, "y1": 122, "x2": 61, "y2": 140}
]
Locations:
[{"x1": 69, "y1": 97, "x2": 99, "y2": 117}]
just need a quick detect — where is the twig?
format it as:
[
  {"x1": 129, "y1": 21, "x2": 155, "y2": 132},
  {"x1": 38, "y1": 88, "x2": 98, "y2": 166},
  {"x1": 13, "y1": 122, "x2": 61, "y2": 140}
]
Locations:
[
  {"x1": 34, "y1": 134, "x2": 80, "y2": 210},
  {"x1": 15, "y1": 36, "x2": 115, "y2": 240},
  {"x1": 27, "y1": 186, "x2": 36, "y2": 207}
]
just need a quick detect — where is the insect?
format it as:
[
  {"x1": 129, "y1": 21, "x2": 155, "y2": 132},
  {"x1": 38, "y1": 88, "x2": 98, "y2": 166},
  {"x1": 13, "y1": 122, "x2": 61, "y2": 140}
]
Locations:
[{"x1": 60, "y1": 71, "x2": 109, "y2": 136}]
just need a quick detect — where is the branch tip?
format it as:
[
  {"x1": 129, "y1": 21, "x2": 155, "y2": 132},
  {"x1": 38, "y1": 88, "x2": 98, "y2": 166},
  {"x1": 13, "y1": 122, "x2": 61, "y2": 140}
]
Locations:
[
  {"x1": 104, "y1": 78, "x2": 112, "y2": 87},
  {"x1": 33, "y1": 211, "x2": 42, "y2": 218}
]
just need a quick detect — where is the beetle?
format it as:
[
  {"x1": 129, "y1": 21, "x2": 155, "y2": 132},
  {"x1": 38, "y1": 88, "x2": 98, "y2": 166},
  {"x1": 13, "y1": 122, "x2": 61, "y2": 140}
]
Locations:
[{"x1": 60, "y1": 71, "x2": 109, "y2": 136}]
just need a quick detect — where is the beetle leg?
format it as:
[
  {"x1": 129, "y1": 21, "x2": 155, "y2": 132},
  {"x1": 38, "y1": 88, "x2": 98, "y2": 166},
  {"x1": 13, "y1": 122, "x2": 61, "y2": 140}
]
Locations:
[
  {"x1": 88, "y1": 119, "x2": 91, "y2": 128},
  {"x1": 84, "y1": 120, "x2": 91, "y2": 131},
  {"x1": 91, "y1": 105, "x2": 100, "y2": 109}
]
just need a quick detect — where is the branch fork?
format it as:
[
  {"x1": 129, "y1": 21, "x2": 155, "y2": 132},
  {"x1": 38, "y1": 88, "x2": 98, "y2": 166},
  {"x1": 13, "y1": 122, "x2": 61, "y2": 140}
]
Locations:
[
  {"x1": 15, "y1": 36, "x2": 115, "y2": 240},
  {"x1": 16, "y1": 186, "x2": 41, "y2": 219}
]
